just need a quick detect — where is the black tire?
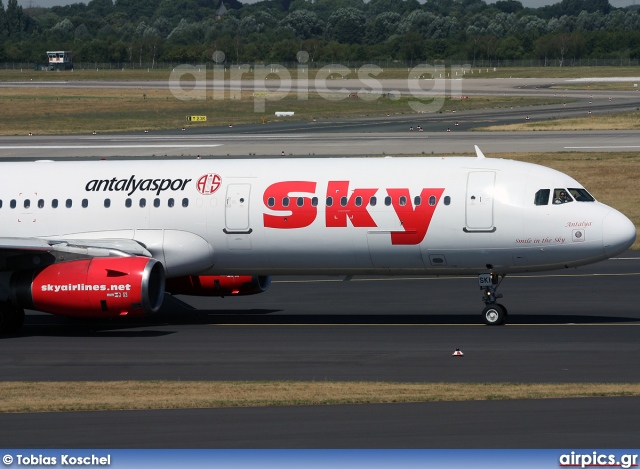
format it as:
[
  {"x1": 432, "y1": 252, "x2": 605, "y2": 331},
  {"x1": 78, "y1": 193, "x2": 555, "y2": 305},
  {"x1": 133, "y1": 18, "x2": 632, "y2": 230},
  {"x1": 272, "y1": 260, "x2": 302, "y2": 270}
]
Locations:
[
  {"x1": 482, "y1": 304, "x2": 506, "y2": 326},
  {"x1": 0, "y1": 303, "x2": 25, "y2": 336}
]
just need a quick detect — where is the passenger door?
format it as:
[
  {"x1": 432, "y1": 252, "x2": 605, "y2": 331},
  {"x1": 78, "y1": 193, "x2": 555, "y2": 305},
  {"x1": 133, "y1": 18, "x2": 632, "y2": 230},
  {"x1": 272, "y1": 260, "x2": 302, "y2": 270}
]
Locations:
[{"x1": 465, "y1": 171, "x2": 495, "y2": 232}]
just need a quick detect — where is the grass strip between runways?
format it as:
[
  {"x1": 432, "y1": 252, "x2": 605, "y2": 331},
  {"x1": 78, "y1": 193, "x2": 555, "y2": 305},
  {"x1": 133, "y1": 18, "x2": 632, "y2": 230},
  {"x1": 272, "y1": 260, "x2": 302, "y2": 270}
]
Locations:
[
  {"x1": 2, "y1": 382, "x2": 640, "y2": 413},
  {"x1": 478, "y1": 111, "x2": 640, "y2": 131},
  {"x1": 0, "y1": 87, "x2": 565, "y2": 135}
]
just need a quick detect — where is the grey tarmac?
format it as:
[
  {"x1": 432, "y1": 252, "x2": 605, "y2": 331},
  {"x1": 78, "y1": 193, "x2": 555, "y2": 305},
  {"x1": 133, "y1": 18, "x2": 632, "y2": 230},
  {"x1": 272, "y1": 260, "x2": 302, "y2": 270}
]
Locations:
[{"x1": 1, "y1": 254, "x2": 639, "y2": 448}]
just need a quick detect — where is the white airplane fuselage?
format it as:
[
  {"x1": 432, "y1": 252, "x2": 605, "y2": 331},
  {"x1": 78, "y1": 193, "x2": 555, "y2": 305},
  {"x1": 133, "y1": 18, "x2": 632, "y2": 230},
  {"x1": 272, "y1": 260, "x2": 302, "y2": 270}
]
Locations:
[{"x1": 0, "y1": 156, "x2": 635, "y2": 277}]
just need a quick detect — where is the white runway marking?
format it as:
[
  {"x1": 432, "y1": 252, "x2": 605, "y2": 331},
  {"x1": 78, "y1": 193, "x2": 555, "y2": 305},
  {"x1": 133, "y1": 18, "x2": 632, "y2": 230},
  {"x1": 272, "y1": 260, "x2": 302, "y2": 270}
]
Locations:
[
  {"x1": 83, "y1": 135, "x2": 424, "y2": 141},
  {"x1": 567, "y1": 77, "x2": 640, "y2": 82},
  {"x1": 0, "y1": 144, "x2": 223, "y2": 149},
  {"x1": 565, "y1": 146, "x2": 640, "y2": 149},
  {"x1": 94, "y1": 135, "x2": 312, "y2": 140}
]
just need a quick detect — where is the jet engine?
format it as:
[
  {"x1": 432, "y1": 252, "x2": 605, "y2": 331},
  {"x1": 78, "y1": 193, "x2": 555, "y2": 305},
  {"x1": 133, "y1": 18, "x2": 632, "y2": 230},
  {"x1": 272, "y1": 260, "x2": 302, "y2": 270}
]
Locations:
[
  {"x1": 165, "y1": 275, "x2": 271, "y2": 297},
  {"x1": 10, "y1": 257, "x2": 165, "y2": 318}
]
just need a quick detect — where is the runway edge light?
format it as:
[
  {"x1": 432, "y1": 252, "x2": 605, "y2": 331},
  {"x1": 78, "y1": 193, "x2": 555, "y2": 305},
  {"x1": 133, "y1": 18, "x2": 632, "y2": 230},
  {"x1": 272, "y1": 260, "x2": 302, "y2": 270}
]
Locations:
[{"x1": 452, "y1": 348, "x2": 464, "y2": 357}]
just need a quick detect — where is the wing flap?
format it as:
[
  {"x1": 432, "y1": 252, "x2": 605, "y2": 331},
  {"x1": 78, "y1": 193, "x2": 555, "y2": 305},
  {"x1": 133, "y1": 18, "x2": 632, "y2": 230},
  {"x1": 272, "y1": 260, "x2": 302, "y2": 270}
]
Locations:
[{"x1": 0, "y1": 237, "x2": 53, "y2": 251}]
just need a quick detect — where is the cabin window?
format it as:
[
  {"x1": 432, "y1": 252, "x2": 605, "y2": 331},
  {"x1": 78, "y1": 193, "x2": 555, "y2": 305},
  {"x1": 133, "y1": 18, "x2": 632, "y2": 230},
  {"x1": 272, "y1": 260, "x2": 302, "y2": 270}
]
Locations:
[
  {"x1": 311, "y1": 197, "x2": 318, "y2": 207},
  {"x1": 104, "y1": 199, "x2": 111, "y2": 208},
  {"x1": 384, "y1": 196, "x2": 391, "y2": 206},
  {"x1": 326, "y1": 197, "x2": 333, "y2": 207},
  {"x1": 139, "y1": 198, "x2": 146, "y2": 208},
  {"x1": 154, "y1": 198, "x2": 160, "y2": 208},
  {"x1": 168, "y1": 198, "x2": 175, "y2": 208},
  {"x1": 414, "y1": 196, "x2": 422, "y2": 206},
  {"x1": 65, "y1": 199, "x2": 72, "y2": 208},
  {"x1": 399, "y1": 196, "x2": 407, "y2": 206},
  {"x1": 282, "y1": 197, "x2": 290, "y2": 208},
  {"x1": 52, "y1": 199, "x2": 58, "y2": 208},
  {"x1": 24, "y1": 199, "x2": 30, "y2": 209},
  {"x1": 10, "y1": 199, "x2": 16, "y2": 209},
  {"x1": 568, "y1": 188, "x2": 595, "y2": 202},
  {"x1": 534, "y1": 189, "x2": 550, "y2": 206},
  {"x1": 297, "y1": 197, "x2": 304, "y2": 207},
  {"x1": 340, "y1": 196, "x2": 348, "y2": 207},
  {"x1": 82, "y1": 199, "x2": 88, "y2": 208},
  {"x1": 429, "y1": 195, "x2": 437, "y2": 206},
  {"x1": 444, "y1": 196, "x2": 451, "y2": 206},
  {"x1": 370, "y1": 196, "x2": 377, "y2": 207},
  {"x1": 355, "y1": 196, "x2": 363, "y2": 207},
  {"x1": 182, "y1": 198, "x2": 189, "y2": 207},
  {"x1": 125, "y1": 198, "x2": 132, "y2": 208},
  {"x1": 267, "y1": 197, "x2": 275, "y2": 207},
  {"x1": 0, "y1": 200, "x2": 3, "y2": 209},
  {"x1": 38, "y1": 199, "x2": 44, "y2": 208},
  {"x1": 553, "y1": 188, "x2": 573, "y2": 205}
]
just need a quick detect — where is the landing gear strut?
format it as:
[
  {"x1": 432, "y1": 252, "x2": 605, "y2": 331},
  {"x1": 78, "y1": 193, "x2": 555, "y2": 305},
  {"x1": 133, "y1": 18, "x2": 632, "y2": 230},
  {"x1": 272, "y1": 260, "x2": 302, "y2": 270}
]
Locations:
[
  {"x1": 0, "y1": 301, "x2": 25, "y2": 335},
  {"x1": 479, "y1": 273, "x2": 507, "y2": 325}
]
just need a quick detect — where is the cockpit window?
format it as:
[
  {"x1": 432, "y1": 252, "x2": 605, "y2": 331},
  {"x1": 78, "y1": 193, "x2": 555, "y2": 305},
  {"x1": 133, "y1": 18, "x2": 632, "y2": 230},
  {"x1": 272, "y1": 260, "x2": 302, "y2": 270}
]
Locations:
[
  {"x1": 534, "y1": 189, "x2": 550, "y2": 206},
  {"x1": 553, "y1": 188, "x2": 573, "y2": 204},
  {"x1": 568, "y1": 188, "x2": 595, "y2": 202}
]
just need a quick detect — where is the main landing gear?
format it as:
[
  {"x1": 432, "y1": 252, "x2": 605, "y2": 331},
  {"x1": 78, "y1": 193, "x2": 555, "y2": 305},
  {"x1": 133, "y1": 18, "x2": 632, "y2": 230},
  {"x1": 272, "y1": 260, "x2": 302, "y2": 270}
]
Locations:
[
  {"x1": 0, "y1": 301, "x2": 25, "y2": 335},
  {"x1": 479, "y1": 273, "x2": 507, "y2": 325}
]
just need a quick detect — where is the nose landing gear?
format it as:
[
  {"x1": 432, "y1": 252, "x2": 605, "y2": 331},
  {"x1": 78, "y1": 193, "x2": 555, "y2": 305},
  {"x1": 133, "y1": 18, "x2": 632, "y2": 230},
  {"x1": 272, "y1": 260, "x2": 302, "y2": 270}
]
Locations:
[{"x1": 479, "y1": 273, "x2": 507, "y2": 325}]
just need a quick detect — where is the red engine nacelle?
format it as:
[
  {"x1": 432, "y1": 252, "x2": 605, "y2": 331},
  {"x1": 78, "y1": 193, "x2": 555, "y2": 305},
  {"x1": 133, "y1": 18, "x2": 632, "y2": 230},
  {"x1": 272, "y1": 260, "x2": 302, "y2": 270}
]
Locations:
[
  {"x1": 11, "y1": 257, "x2": 165, "y2": 318},
  {"x1": 165, "y1": 275, "x2": 271, "y2": 297}
]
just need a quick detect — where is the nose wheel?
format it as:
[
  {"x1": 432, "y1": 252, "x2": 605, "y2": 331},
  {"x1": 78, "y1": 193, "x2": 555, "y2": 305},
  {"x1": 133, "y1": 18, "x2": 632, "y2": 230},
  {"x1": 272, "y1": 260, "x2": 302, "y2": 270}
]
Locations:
[
  {"x1": 479, "y1": 273, "x2": 507, "y2": 325},
  {"x1": 482, "y1": 303, "x2": 507, "y2": 325}
]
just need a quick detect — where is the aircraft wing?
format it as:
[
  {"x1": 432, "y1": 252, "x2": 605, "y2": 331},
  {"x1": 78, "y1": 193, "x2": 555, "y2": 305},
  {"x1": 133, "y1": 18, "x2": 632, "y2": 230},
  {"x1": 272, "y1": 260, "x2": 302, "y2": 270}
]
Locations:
[
  {"x1": 0, "y1": 237, "x2": 151, "y2": 270},
  {"x1": 0, "y1": 237, "x2": 54, "y2": 251}
]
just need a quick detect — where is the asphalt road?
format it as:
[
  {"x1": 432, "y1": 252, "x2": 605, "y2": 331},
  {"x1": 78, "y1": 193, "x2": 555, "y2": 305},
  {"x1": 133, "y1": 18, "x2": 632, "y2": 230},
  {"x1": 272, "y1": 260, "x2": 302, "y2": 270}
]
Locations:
[
  {"x1": 2, "y1": 129, "x2": 640, "y2": 159},
  {"x1": 2, "y1": 398, "x2": 640, "y2": 448},
  {"x1": 4, "y1": 253, "x2": 640, "y2": 383},
  {"x1": 1, "y1": 253, "x2": 639, "y2": 447}
]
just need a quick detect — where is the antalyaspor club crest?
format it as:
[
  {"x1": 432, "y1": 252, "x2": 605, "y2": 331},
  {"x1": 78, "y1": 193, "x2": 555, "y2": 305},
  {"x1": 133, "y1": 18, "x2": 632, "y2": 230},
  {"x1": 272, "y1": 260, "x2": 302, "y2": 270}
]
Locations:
[{"x1": 196, "y1": 173, "x2": 222, "y2": 195}]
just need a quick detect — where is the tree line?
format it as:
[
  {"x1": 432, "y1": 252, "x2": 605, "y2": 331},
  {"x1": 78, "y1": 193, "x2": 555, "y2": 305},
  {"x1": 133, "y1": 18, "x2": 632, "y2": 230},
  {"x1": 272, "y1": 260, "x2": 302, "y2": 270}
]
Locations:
[{"x1": 1, "y1": 0, "x2": 640, "y2": 66}]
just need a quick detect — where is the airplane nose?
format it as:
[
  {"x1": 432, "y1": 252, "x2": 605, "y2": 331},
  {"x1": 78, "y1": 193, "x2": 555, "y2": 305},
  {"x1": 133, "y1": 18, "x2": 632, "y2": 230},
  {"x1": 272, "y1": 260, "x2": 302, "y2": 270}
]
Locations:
[{"x1": 602, "y1": 209, "x2": 636, "y2": 257}]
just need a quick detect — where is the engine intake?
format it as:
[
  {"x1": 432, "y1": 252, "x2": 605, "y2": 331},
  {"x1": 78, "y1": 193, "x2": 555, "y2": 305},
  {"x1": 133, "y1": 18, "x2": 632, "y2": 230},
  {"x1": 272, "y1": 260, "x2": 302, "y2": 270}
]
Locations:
[{"x1": 11, "y1": 257, "x2": 165, "y2": 318}]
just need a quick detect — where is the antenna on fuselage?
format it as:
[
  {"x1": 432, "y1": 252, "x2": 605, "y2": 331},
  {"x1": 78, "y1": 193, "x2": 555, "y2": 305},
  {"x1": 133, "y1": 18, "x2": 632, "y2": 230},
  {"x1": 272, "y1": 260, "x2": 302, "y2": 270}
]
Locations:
[{"x1": 474, "y1": 145, "x2": 486, "y2": 159}]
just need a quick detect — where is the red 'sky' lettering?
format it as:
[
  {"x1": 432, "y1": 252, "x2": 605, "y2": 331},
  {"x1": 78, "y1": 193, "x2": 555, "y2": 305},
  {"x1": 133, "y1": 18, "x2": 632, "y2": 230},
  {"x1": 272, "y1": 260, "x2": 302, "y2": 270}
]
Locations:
[
  {"x1": 263, "y1": 181, "x2": 317, "y2": 229},
  {"x1": 326, "y1": 181, "x2": 377, "y2": 228},
  {"x1": 387, "y1": 188, "x2": 445, "y2": 245}
]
